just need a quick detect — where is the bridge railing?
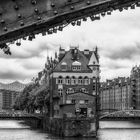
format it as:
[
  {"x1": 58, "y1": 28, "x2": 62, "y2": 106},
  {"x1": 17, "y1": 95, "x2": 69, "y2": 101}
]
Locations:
[{"x1": 100, "y1": 110, "x2": 140, "y2": 119}]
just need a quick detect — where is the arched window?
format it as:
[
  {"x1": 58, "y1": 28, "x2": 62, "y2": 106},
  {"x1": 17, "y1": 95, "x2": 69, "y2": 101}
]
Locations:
[
  {"x1": 58, "y1": 89, "x2": 63, "y2": 96},
  {"x1": 84, "y1": 76, "x2": 90, "y2": 85},
  {"x1": 78, "y1": 76, "x2": 83, "y2": 85},
  {"x1": 71, "y1": 76, "x2": 76, "y2": 85},
  {"x1": 65, "y1": 76, "x2": 70, "y2": 85},
  {"x1": 57, "y1": 76, "x2": 63, "y2": 84}
]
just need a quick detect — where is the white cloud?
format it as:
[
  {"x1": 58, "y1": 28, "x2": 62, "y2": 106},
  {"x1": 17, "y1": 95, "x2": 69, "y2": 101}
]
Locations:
[{"x1": 1, "y1": 8, "x2": 140, "y2": 83}]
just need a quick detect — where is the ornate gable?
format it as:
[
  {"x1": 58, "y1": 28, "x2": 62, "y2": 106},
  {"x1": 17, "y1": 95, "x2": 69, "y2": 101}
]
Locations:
[{"x1": 53, "y1": 48, "x2": 92, "y2": 72}]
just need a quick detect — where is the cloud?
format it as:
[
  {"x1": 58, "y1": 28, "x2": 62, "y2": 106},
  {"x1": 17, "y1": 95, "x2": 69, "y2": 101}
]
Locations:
[
  {"x1": 0, "y1": 8, "x2": 140, "y2": 83},
  {"x1": 0, "y1": 41, "x2": 57, "y2": 59},
  {"x1": 0, "y1": 58, "x2": 38, "y2": 81},
  {"x1": 103, "y1": 42, "x2": 140, "y2": 60}
]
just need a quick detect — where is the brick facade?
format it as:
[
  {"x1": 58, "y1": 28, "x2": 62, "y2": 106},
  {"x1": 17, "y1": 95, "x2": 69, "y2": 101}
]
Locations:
[
  {"x1": 100, "y1": 77, "x2": 131, "y2": 113},
  {"x1": 43, "y1": 46, "x2": 100, "y2": 118}
]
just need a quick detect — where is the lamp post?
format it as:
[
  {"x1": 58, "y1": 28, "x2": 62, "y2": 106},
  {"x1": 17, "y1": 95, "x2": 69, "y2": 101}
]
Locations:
[{"x1": 93, "y1": 77, "x2": 100, "y2": 132}]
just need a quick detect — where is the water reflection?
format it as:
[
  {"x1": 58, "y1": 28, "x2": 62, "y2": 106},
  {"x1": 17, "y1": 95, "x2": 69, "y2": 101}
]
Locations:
[{"x1": 0, "y1": 120, "x2": 140, "y2": 140}]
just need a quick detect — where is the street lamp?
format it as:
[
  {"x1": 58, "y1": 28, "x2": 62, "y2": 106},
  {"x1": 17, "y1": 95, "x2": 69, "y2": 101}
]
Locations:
[{"x1": 93, "y1": 77, "x2": 100, "y2": 132}]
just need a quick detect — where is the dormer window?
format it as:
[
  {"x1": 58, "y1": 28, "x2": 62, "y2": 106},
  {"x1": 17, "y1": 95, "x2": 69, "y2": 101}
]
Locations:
[
  {"x1": 61, "y1": 62, "x2": 67, "y2": 71},
  {"x1": 72, "y1": 61, "x2": 81, "y2": 71}
]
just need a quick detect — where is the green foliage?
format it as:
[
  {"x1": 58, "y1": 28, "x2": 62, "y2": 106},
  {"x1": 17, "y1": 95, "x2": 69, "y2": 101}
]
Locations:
[{"x1": 13, "y1": 83, "x2": 49, "y2": 114}]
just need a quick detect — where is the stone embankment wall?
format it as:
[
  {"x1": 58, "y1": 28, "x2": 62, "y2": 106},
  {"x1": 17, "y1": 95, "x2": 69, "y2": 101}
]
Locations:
[{"x1": 43, "y1": 116, "x2": 97, "y2": 137}]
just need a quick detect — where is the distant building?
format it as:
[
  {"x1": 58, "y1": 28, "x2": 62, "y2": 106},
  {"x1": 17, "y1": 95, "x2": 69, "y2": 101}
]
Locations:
[
  {"x1": 0, "y1": 81, "x2": 26, "y2": 110},
  {"x1": 0, "y1": 81, "x2": 26, "y2": 92},
  {"x1": 100, "y1": 77, "x2": 131, "y2": 113},
  {"x1": 0, "y1": 89, "x2": 21, "y2": 110},
  {"x1": 130, "y1": 66, "x2": 140, "y2": 110},
  {"x1": 0, "y1": 92, "x2": 2, "y2": 111}
]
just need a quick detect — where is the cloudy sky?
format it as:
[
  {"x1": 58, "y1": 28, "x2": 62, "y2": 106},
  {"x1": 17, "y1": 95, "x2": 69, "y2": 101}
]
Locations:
[{"x1": 0, "y1": 7, "x2": 140, "y2": 83}]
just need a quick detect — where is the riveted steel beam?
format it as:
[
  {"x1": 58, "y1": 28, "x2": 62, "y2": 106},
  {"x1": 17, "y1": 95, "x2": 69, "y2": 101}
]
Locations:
[{"x1": 0, "y1": 0, "x2": 140, "y2": 45}]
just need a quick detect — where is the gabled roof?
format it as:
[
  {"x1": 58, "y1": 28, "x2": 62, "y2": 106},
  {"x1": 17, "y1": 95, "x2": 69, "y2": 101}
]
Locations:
[
  {"x1": 53, "y1": 49, "x2": 92, "y2": 72},
  {"x1": 88, "y1": 51, "x2": 99, "y2": 66}
]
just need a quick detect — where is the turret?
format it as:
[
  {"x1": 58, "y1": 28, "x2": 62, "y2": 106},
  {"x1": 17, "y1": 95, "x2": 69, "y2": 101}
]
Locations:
[
  {"x1": 88, "y1": 47, "x2": 100, "y2": 78},
  {"x1": 58, "y1": 46, "x2": 65, "y2": 61}
]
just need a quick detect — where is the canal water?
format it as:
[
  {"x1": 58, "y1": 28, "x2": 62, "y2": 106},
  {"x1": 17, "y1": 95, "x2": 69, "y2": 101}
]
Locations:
[{"x1": 0, "y1": 120, "x2": 140, "y2": 140}]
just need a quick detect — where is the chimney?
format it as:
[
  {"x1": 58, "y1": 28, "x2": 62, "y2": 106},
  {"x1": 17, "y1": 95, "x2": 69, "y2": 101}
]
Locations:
[
  {"x1": 59, "y1": 47, "x2": 65, "y2": 61},
  {"x1": 84, "y1": 49, "x2": 89, "y2": 55}
]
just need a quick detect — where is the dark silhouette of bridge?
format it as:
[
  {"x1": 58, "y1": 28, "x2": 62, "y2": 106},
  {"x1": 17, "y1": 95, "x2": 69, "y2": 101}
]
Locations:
[{"x1": 0, "y1": 0, "x2": 139, "y2": 46}]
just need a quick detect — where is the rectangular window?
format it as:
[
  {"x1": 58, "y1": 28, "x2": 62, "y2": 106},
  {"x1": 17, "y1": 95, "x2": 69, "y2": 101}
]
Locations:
[
  {"x1": 72, "y1": 66, "x2": 81, "y2": 71},
  {"x1": 79, "y1": 100, "x2": 84, "y2": 104},
  {"x1": 66, "y1": 79, "x2": 70, "y2": 85},
  {"x1": 71, "y1": 79, "x2": 76, "y2": 85},
  {"x1": 78, "y1": 79, "x2": 83, "y2": 85},
  {"x1": 66, "y1": 100, "x2": 71, "y2": 104},
  {"x1": 58, "y1": 79, "x2": 63, "y2": 84}
]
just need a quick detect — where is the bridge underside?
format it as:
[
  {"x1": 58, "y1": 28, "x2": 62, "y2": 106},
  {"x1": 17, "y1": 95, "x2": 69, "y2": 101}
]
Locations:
[{"x1": 0, "y1": 0, "x2": 140, "y2": 46}]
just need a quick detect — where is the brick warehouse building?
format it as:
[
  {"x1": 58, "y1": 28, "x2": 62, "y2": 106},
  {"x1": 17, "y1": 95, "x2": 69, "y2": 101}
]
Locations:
[
  {"x1": 130, "y1": 66, "x2": 140, "y2": 110},
  {"x1": 36, "y1": 46, "x2": 100, "y2": 118},
  {"x1": 100, "y1": 77, "x2": 131, "y2": 113},
  {"x1": 0, "y1": 81, "x2": 26, "y2": 111}
]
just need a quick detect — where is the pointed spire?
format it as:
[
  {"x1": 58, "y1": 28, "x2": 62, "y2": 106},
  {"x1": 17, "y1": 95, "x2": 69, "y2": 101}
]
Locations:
[
  {"x1": 94, "y1": 46, "x2": 99, "y2": 62},
  {"x1": 88, "y1": 51, "x2": 99, "y2": 66}
]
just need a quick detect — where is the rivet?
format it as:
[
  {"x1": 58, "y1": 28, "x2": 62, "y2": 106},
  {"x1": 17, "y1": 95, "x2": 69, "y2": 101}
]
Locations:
[
  {"x1": 1, "y1": 19, "x2": 5, "y2": 24},
  {"x1": 34, "y1": 8, "x2": 39, "y2": 13},
  {"x1": 70, "y1": 6, "x2": 74, "y2": 10},
  {"x1": 87, "y1": 1, "x2": 91, "y2": 5},
  {"x1": 20, "y1": 22, "x2": 24, "y2": 26},
  {"x1": 14, "y1": 5, "x2": 19, "y2": 10},
  {"x1": 18, "y1": 14, "x2": 22, "y2": 18},
  {"x1": 54, "y1": 11, "x2": 58, "y2": 15},
  {"x1": 31, "y1": 0, "x2": 37, "y2": 5},
  {"x1": 4, "y1": 27, "x2": 7, "y2": 31},
  {"x1": 37, "y1": 16, "x2": 41, "y2": 20},
  {"x1": 51, "y1": 3, "x2": 55, "y2": 7}
]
